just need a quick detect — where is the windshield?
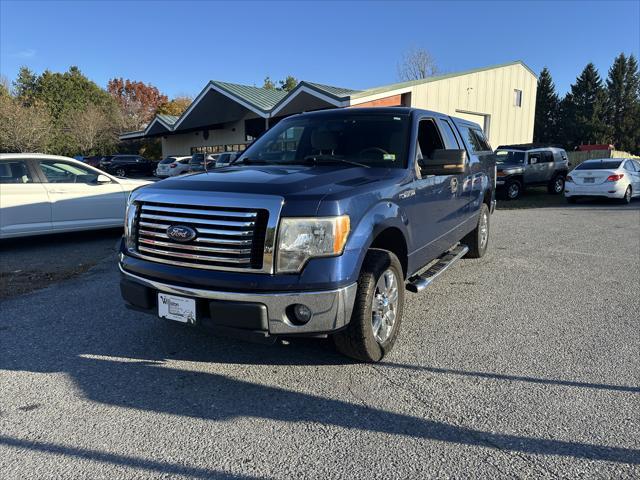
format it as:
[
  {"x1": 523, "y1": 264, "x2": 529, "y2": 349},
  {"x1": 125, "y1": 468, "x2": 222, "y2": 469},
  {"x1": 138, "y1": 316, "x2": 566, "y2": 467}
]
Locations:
[
  {"x1": 495, "y1": 150, "x2": 525, "y2": 164},
  {"x1": 575, "y1": 160, "x2": 622, "y2": 170},
  {"x1": 238, "y1": 113, "x2": 410, "y2": 168}
]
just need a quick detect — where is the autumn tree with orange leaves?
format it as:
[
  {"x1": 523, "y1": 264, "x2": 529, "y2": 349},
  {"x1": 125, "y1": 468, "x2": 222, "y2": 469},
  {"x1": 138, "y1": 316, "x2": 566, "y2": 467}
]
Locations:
[{"x1": 107, "y1": 78, "x2": 168, "y2": 131}]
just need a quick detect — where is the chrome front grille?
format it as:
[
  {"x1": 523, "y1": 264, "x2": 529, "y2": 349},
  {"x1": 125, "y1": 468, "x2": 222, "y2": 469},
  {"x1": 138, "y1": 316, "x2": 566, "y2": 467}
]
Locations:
[{"x1": 134, "y1": 201, "x2": 268, "y2": 271}]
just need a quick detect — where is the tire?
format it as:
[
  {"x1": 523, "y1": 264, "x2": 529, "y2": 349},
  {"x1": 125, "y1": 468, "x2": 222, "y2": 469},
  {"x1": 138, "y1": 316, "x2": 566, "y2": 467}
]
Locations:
[
  {"x1": 548, "y1": 175, "x2": 565, "y2": 194},
  {"x1": 463, "y1": 203, "x2": 490, "y2": 259},
  {"x1": 567, "y1": 196, "x2": 577, "y2": 204},
  {"x1": 115, "y1": 168, "x2": 126, "y2": 177},
  {"x1": 333, "y1": 249, "x2": 404, "y2": 362},
  {"x1": 621, "y1": 186, "x2": 632, "y2": 204},
  {"x1": 505, "y1": 179, "x2": 522, "y2": 200}
]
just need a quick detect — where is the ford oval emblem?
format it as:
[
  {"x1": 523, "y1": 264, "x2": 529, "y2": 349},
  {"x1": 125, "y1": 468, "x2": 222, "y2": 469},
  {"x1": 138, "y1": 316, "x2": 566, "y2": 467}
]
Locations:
[{"x1": 167, "y1": 225, "x2": 197, "y2": 242}]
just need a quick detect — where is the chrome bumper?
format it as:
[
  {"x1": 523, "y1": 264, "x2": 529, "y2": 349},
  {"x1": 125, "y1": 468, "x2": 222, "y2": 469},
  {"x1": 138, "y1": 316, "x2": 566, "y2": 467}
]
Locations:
[{"x1": 119, "y1": 265, "x2": 358, "y2": 335}]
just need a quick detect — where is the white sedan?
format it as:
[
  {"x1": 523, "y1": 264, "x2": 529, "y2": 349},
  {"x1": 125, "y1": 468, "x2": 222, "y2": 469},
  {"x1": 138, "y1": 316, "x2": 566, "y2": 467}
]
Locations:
[
  {"x1": 0, "y1": 153, "x2": 151, "y2": 239},
  {"x1": 565, "y1": 158, "x2": 640, "y2": 204},
  {"x1": 155, "y1": 155, "x2": 192, "y2": 178}
]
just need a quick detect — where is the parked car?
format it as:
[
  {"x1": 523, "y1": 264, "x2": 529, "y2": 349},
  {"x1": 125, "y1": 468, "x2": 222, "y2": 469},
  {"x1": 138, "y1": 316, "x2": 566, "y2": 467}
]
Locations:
[
  {"x1": 215, "y1": 152, "x2": 241, "y2": 168},
  {"x1": 155, "y1": 156, "x2": 192, "y2": 178},
  {"x1": 564, "y1": 158, "x2": 640, "y2": 204},
  {"x1": 188, "y1": 153, "x2": 218, "y2": 173},
  {"x1": 0, "y1": 154, "x2": 151, "y2": 239},
  {"x1": 99, "y1": 155, "x2": 155, "y2": 177},
  {"x1": 495, "y1": 145, "x2": 569, "y2": 200},
  {"x1": 119, "y1": 107, "x2": 496, "y2": 362}
]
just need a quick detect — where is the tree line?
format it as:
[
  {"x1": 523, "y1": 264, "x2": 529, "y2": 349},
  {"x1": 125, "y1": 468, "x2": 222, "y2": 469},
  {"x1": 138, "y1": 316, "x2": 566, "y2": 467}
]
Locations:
[
  {"x1": 534, "y1": 53, "x2": 640, "y2": 154},
  {"x1": 0, "y1": 66, "x2": 192, "y2": 157}
]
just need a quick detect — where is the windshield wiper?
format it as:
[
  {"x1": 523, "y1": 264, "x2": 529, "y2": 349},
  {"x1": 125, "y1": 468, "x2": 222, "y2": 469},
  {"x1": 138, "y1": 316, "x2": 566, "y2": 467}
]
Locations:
[
  {"x1": 231, "y1": 157, "x2": 268, "y2": 165},
  {"x1": 303, "y1": 154, "x2": 370, "y2": 168}
]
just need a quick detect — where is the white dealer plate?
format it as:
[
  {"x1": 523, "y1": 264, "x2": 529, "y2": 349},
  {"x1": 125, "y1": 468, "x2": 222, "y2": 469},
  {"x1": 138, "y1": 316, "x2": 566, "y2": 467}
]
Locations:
[{"x1": 158, "y1": 293, "x2": 196, "y2": 323}]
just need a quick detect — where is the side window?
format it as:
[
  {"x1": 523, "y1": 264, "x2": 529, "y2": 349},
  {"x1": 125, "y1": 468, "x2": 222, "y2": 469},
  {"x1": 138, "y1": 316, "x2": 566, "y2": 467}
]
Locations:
[
  {"x1": 528, "y1": 153, "x2": 542, "y2": 164},
  {"x1": 625, "y1": 161, "x2": 636, "y2": 172},
  {"x1": 459, "y1": 126, "x2": 490, "y2": 153},
  {"x1": 0, "y1": 161, "x2": 34, "y2": 184},
  {"x1": 439, "y1": 120, "x2": 460, "y2": 149},
  {"x1": 540, "y1": 151, "x2": 554, "y2": 163},
  {"x1": 514, "y1": 89, "x2": 523, "y2": 107},
  {"x1": 39, "y1": 161, "x2": 99, "y2": 184},
  {"x1": 416, "y1": 119, "x2": 445, "y2": 162},
  {"x1": 634, "y1": 160, "x2": 640, "y2": 171}
]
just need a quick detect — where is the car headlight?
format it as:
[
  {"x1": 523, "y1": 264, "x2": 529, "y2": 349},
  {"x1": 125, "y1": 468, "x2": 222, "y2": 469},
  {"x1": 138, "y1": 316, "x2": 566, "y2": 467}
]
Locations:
[
  {"x1": 123, "y1": 194, "x2": 139, "y2": 252},
  {"x1": 276, "y1": 215, "x2": 350, "y2": 273}
]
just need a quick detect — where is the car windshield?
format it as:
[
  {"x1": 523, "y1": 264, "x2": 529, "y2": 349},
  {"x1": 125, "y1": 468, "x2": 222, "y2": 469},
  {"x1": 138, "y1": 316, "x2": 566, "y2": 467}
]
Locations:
[
  {"x1": 159, "y1": 157, "x2": 177, "y2": 164},
  {"x1": 237, "y1": 113, "x2": 410, "y2": 168},
  {"x1": 575, "y1": 160, "x2": 622, "y2": 170},
  {"x1": 495, "y1": 150, "x2": 525, "y2": 164}
]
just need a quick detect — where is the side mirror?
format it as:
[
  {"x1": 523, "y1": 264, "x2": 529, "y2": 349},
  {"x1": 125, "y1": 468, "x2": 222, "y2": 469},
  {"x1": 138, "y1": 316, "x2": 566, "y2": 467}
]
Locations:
[
  {"x1": 530, "y1": 157, "x2": 538, "y2": 165},
  {"x1": 420, "y1": 149, "x2": 467, "y2": 176},
  {"x1": 96, "y1": 174, "x2": 111, "y2": 184}
]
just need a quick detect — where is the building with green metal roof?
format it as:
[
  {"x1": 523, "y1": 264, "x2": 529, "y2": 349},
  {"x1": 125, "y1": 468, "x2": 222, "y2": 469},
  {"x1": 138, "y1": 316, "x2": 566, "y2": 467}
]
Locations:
[{"x1": 121, "y1": 60, "x2": 537, "y2": 158}]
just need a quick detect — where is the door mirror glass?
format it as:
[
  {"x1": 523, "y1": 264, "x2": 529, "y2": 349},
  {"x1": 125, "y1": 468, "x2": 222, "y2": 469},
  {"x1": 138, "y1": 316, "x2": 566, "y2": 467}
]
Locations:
[
  {"x1": 529, "y1": 155, "x2": 539, "y2": 165},
  {"x1": 96, "y1": 174, "x2": 111, "y2": 184},
  {"x1": 420, "y1": 149, "x2": 467, "y2": 175}
]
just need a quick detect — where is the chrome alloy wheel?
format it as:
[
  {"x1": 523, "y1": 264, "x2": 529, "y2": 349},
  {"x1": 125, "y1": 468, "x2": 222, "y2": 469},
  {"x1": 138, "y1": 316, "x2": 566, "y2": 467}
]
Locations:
[
  {"x1": 554, "y1": 177, "x2": 564, "y2": 193},
  {"x1": 371, "y1": 269, "x2": 399, "y2": 344},
  {"x1": 508, "y1": 183, "x2": 520, "y2": 199},
  {"x1": 479, "y1": 210, "x2": 489, "y2": 249}
]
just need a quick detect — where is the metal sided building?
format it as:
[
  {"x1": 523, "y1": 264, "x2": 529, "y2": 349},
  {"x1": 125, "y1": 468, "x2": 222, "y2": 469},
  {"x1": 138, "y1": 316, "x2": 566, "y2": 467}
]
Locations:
[{"x1": 121, "y1": 61, "x2": 537, "y2": 157}]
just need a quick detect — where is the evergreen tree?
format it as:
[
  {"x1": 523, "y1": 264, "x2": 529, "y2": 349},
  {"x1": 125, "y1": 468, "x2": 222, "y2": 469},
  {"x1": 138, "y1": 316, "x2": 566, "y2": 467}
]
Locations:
[
  {"x1": 533, "y1": 67, "x2": 559, "y2": 144},
  {"x1": 624, "y1": 55, "x2": 640, "y2": 154},
  {"x1": 12, "y1": 66, "x2": 38, "y2": 106},
  {"x1": 606, "y1": 53, "x2": 629, "y2": 150},
  {"x1": 562, "y1": 63, "x2": 610, "y2": 148}
]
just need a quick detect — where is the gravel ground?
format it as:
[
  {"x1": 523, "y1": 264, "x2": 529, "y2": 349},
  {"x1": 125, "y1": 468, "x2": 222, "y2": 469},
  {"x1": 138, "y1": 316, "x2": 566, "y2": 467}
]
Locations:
[{"x1": 1, "y1": 202, "x2": 639, "y2": 479}]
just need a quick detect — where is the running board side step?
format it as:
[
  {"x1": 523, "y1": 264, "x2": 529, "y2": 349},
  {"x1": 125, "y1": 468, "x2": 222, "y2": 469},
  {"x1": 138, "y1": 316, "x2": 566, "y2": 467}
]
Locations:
[{"x1": 406, "y1": 244, "x2": 469, "y2": 293}]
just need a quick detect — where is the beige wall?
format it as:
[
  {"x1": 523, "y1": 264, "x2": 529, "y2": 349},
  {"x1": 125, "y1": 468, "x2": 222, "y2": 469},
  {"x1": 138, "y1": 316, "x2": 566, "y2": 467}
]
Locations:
[
  {"x1": 161, "y1": 119, "x2": 249, "y2": 157},
  {"x1": 408, "y1": 63, "x2": 537, "y2": 149}
]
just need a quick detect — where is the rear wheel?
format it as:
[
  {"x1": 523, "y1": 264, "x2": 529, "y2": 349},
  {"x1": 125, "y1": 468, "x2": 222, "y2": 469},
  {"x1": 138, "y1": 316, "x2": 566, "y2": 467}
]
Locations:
[
  {"x1": 505, "y1": 179, "x2": 522, "y2": 200},
  {"x1": 463, "y1": 203, "x2": 490, "y2": 259},
  {"x1": 333, "y1": 249, "x2": 404, "y2": 362},
  {"x1": 621, "y1": 186, "x2": 632, "y2": 204},
  {"x1": 548, "y1": 175, "x2": 565, "y2": 194}
]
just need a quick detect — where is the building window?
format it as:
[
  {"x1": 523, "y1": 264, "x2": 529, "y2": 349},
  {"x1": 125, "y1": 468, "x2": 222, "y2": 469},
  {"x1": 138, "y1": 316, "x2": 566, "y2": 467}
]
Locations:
[{"x1": 514, "y1": 89, "x2": 523, "y2": 107}]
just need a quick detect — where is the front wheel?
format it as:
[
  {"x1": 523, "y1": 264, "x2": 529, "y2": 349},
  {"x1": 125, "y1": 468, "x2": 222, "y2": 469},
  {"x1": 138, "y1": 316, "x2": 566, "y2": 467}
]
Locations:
[
  {"x1": 333, "y1": 249, "x2": 404, "y2": 362},
  {"x1": 505, "y1": 179, "x2": 522, "y2": 200},
  {"x1": 115, "y1": 168, "x2": 127, "y2": 177}
]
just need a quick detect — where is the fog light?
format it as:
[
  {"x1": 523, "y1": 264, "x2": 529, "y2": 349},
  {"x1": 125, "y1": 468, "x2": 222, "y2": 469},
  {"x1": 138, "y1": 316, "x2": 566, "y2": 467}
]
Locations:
[{"x1": 292, "y1": 304, "x2": 312, "y2": 324}]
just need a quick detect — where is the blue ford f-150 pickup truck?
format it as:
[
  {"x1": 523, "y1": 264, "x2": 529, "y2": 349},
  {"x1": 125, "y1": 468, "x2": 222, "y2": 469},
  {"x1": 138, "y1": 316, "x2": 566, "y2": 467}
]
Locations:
[{"x1": 119, "y1": 107, "x2": 496, "y2": 362}]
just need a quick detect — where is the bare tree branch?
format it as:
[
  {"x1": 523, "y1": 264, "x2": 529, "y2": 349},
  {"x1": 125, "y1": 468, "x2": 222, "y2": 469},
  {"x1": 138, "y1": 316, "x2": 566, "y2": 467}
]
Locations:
[
  {"x1": 0, "y1": 96, "x2": 52, "y2": 153},
  {"x1": 397, "y1": 47, "x2": 438, "y2": 81}
]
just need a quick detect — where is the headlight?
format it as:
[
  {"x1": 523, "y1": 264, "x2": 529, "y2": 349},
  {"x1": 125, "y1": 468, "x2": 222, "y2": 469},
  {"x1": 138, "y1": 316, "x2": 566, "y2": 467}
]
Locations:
[
  {"x1": 123, "y1": 195, "x2": 138, "y2": 252},
  {"x1": 276, "y1": 215, "x2": 350, "y2": 273}
]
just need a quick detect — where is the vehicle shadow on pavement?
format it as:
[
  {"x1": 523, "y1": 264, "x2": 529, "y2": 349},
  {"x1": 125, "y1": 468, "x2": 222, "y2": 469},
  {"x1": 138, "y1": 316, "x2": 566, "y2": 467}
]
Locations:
[
  {"x1": 0, "y1": 435, "x2": 259, "y2": 480},
  {"x1": 380, "y1": 362, "x2": 640, "y2": 394},
  {"x1": 2, "y1": 306, "x2": 639, "y2": 467}
]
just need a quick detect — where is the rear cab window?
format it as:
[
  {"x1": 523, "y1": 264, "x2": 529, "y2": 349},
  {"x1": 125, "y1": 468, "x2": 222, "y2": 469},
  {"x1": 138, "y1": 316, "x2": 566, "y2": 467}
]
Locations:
[{"x1": 459, "y1": 125, "x2": 492, "y2": 153}]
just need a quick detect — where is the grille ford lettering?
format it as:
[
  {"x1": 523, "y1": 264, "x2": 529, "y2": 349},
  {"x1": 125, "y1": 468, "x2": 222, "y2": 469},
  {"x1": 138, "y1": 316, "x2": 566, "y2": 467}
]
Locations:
[{"x1": 167, "y1": 225, "x2": 197, "y2": 242}]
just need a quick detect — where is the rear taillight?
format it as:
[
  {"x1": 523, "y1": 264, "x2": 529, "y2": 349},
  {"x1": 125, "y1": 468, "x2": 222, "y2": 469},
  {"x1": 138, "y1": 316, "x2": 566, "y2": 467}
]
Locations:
[
  {"x1": 566, "y1": 175, "x2": 573, "y2": 182},
  {"x1": 606, "y1": 174, "x2": 624, "y2": 182},
  {"x1": 169, "y1": 163, "x2": 177, "y2": 168}
]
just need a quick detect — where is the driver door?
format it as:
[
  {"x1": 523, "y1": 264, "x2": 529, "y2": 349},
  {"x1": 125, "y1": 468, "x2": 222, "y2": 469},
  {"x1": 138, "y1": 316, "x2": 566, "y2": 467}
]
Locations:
[
  {"x1": 525, "y1": 152, "x2": 544, "y2": 183},
  {"x1": 36, "y1": 160, "x2": 127, "y2": 231}
]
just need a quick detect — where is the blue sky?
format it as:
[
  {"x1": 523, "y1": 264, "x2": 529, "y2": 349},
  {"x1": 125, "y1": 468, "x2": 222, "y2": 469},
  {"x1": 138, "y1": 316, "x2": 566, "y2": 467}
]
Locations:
[{"x1": 1, "y1": 0, "x2": 639, "y2": 98}]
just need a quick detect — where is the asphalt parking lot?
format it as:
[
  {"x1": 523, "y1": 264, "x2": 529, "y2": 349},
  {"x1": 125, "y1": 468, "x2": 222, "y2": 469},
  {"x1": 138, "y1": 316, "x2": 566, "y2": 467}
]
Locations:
[{"x1": 1, "y1": 202, "x2": 639, "y2": 479}]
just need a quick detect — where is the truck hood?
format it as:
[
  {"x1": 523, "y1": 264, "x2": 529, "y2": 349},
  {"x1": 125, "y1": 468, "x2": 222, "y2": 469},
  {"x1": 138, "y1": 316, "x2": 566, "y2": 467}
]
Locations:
[{"x1": 140, "y1": 165, "x2": 398, "y2": 215}]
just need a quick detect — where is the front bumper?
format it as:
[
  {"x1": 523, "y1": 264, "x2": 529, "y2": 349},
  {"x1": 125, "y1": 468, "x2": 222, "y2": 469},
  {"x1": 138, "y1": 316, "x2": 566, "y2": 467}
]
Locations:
[{"x1": 119, "y1": 264, "x2": 358, "y2": 337}]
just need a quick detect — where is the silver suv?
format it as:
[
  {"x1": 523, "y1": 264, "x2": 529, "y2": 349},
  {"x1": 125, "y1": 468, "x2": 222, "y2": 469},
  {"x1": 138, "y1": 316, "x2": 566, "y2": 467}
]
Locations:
[{"x1": 495, "y1": 145, "x2": 569, "y2": 200}]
